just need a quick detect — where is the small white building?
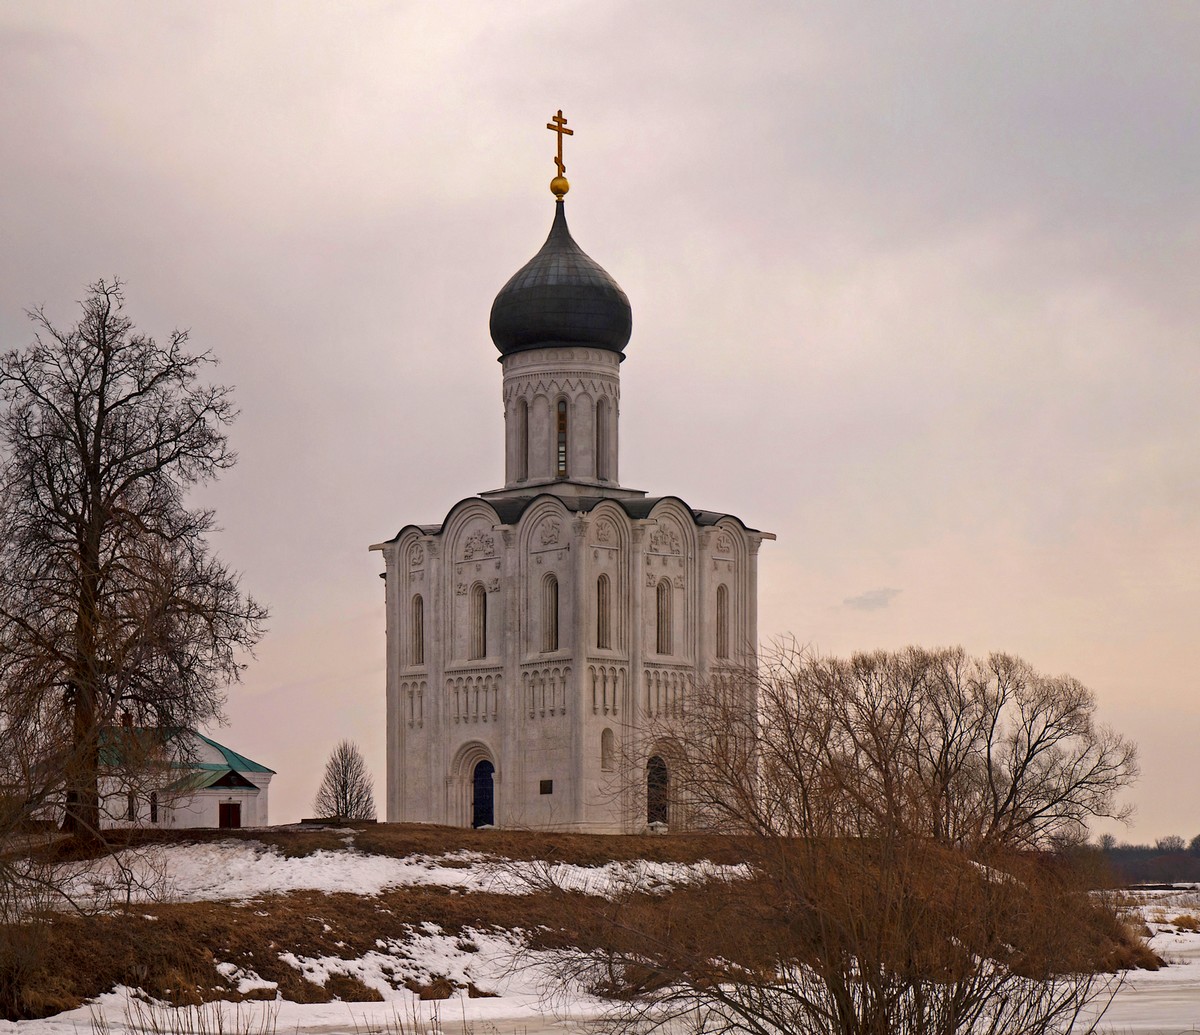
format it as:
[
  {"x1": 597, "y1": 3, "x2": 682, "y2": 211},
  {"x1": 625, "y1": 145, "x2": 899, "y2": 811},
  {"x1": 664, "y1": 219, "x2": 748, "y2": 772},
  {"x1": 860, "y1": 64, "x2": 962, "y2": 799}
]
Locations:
[
  {"x1": 372, "y1": 149, "x2": 773, "y2": 833},
  {"x1": 103, "y1": 731, "x2": 274, "y2": 830}
]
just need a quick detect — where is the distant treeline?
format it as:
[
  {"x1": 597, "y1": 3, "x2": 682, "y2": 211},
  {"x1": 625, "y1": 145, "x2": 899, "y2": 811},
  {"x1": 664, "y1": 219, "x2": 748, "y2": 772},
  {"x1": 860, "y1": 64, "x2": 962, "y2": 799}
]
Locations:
[{"x1": 1097, "y1": 835, "x2": 1200, "y2": 885}]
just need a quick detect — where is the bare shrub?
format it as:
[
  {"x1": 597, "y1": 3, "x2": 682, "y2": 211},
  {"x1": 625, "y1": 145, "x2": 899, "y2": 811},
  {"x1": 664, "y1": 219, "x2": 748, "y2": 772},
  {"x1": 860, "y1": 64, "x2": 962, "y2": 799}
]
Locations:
[
  {"x1": 312, "y1": 740, "x2": 376, "y2": 821},
  {"x1": 548, "y1": 644, "x2": 1142, "y2": 1035}
]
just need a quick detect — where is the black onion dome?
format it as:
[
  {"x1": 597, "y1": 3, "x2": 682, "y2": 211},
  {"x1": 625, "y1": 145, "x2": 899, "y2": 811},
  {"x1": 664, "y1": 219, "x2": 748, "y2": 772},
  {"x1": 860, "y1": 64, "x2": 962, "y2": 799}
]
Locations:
[{"x1": 490, "y1": 202, "x2": 632, "y2": 357}]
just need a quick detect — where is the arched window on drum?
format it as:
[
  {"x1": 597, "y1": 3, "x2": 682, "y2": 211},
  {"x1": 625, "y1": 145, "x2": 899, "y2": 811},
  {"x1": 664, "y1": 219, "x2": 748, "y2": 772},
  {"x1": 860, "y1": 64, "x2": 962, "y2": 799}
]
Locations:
[
  {"x1": 516, "y1": 398, "x2": 529, "y2": 481},
  {"x1": 595, "y1": 397, "x2": 610, "y2": 482}
]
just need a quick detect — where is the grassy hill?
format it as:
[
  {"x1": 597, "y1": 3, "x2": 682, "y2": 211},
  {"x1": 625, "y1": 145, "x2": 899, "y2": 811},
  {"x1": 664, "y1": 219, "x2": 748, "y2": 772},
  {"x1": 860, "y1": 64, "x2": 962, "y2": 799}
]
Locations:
[{"x1": 0, "y1": 825, "x2": 1157, "y2": 1022}]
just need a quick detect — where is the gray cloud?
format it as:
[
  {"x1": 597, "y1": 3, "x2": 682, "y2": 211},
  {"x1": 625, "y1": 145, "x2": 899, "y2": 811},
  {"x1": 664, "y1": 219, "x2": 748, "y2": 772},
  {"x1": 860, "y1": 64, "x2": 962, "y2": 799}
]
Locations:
[{"x1": 843, "y1": 588, "x2": 903, "y2": 612}]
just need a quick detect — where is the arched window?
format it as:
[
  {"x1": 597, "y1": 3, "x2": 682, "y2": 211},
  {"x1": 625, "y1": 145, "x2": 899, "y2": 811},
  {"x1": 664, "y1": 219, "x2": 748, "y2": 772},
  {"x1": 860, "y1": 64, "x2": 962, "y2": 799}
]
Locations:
[
  {"x1": 716, "y1": 584, "x2": 729, "y2": 660},
  {"x1": 149, "y1": 791, "x2": 159, "y2": 824},
  {"x1": 516, "y1": 398, "x2": 529, "y2": 481},
  {"x1": 469, "y1": 583, "x2": 487, "y2": 660},
  {"x1": 601, "y1": 728, "x2": 615, "y2": 771},
  {"x1": 555, "y1": 398, "x2": 569, "y2": 477},
  {"x1": 656, "y1": 578, "x2": 672, "y2": 655},
  {"x1": 596, "y1": 573, "x2": 611, "y2": 649},
  {"x1": 596, "y1": 397, "x2": 610, "y2": 481},
  {"x1": 543, "y1": 574, "x2": 559, "y2": 652},
  {"x1": 411, "y1": 594, "x2": 425, "y2": 665}
]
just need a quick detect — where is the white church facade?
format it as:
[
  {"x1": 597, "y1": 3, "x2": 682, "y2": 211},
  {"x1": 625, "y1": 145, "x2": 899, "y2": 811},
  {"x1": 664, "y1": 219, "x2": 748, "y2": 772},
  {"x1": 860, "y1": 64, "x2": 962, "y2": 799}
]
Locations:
[{"x1": 372, "y1": 117, "x2": 772, "y2": 832}]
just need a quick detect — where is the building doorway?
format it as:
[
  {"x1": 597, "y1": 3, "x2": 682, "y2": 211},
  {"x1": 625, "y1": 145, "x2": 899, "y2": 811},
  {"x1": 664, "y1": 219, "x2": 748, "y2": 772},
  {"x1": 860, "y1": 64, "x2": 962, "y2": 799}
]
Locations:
[
  {"x1": 219, "y1": 802, "x2": 242, "y2": 829},
  {"x1": 472, "y1": 760, "x2": 495, "y2": 827},
  {"x1": 647, "y1": 755, "x2": 669, "y2": 826}
]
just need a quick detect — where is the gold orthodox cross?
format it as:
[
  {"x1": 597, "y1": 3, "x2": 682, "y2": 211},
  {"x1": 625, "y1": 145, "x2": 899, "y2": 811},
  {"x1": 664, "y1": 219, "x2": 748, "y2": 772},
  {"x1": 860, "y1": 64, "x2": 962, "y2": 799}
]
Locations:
[{"x1": 547, "y1": 109, "x2": 573, "y2": 177}]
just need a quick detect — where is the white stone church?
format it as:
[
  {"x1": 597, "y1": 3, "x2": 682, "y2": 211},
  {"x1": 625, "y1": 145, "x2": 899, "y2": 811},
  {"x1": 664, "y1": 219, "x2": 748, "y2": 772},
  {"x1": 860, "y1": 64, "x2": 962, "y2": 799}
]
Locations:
[{"x1": 372, "y1": 140, "x2": 772, "y2": 832}]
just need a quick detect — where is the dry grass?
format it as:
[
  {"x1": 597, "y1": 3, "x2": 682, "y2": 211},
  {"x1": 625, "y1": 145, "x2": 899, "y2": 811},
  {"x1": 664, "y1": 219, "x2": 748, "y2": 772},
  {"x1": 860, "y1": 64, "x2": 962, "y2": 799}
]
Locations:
[
  {"x1": 0, "y1": 824, "x2": 1166, "y2": 1021},
  {"x1": 92, "y1": 996, "x2": 281, "y2": 1035},
  {"x1": 0, "y1": 878, "x2": 604, "y2": 1017},
  {"x1": 12, "y1": 822, "x2": 749, "y2": 869}
]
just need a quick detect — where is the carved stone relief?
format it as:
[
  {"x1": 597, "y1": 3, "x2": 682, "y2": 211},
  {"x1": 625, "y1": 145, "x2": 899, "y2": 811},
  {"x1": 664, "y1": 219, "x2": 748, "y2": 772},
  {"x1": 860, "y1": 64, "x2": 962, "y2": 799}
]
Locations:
[
  {"x1": 539, "y1": 520, "x2": 562, "y2": 546},
  {"x1": 649, "y1": 527, "x2": 681, "y2": 554},
  {"x1": 463, "y1": 532, "x2": 495, "y2": 560}
]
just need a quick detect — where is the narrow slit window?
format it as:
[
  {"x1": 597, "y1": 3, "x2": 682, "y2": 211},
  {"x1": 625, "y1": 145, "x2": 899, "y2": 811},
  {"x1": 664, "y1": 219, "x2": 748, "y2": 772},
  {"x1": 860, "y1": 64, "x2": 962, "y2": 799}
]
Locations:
[
  {"x1": 601, "y1": 728, "x2": 615, "y2": 771},
  {"x1": 716, "y1": 584, "x2": 729, "y2": 659},
  {"x1": 556, "y1": 399, "x2": 569, "y2": 477},
  {"x1": 470, "y1": 583, "x2": 487, "y2": 660},
  {"x1": 411, "y1": 593, "x2": 425, "y2": 665},
  {"x1": 149, "y1": 791, "x2": 159, "y2": 824},
  {"x1": 596, "y1": 397, "x2": 609, "y2": 481},
  {"x1": 543, "y1": 574, "x2": 560, "y2": 652},
  {"x1": 656, "y1": 578, "x2": 672, "y2": 655},
  {"x1": 596, "y1": 573, "x2": 611, "y2": 649},
  {"x1": 517, "y1": 398, "x2": 529, "y2": 481}
]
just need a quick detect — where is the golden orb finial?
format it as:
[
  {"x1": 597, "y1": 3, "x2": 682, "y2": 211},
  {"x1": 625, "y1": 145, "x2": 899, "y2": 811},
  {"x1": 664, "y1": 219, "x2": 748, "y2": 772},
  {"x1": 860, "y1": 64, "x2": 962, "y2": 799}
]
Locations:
[{"x1": 546, "y1": 109, "x2": 573, "y2": 199}]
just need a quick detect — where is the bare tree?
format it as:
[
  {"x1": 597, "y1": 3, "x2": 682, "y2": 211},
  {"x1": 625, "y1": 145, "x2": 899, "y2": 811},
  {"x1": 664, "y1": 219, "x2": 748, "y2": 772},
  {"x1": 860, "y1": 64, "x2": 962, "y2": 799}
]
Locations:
[
  {"x1": 533, "y1": 645, "x2": 1142, "y2": 1035},
  {"x1": 312, "y1": 740, "x2": 376, "y2": 821},
  {"x1": 0, "y1": 280, "x2": 267, "y2": 837},
  {"x1": 676, "y1": 645, "x2": 1137, "y2": 850}
]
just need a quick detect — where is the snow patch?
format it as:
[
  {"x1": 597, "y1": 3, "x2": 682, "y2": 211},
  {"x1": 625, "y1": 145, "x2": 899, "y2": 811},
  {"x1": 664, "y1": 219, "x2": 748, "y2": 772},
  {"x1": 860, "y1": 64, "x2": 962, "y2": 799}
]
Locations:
[{"x1": 214, "y1": 961, "x2": 278, "y2": 995}]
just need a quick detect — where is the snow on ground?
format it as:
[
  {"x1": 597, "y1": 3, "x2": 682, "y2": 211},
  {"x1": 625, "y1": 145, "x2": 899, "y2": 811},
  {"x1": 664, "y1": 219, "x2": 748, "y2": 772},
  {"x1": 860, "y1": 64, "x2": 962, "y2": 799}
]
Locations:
[
  {"x1": 57, "y1": 839, "x2": 746, "y2": 907},
  {"x1": 1096, "y1": 885, "x2": 1200, "y2": 1034},
  {"x1": 5, "y1": 927, "x2": 607, "y2": 1035},
  {"x1": 10, "y1": 845, "x2": 1200, "y2": 1035}
]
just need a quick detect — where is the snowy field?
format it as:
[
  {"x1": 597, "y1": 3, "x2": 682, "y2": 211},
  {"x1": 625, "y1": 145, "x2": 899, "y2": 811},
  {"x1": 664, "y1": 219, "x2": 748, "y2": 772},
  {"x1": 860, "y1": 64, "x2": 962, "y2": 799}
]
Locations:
[
  {"x1": 1096, "y1": 885, "x2": 1200, "y2": 1034},
  {"x1": 2, "y1": 839, "x2": 1198, "y2": 1035},
  {"x1": 56, "y1": 837, "x2": 744, "y2": 906}
]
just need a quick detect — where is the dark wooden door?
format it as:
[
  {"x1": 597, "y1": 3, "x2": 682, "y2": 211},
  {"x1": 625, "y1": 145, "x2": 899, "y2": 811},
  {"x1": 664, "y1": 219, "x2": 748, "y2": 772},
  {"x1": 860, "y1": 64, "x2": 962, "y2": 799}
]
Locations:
[
  {"x1": 219, "y1": 802, "x2": 242, "y2": 829},
  {"x1": 647, "y1": 755, "x2": 669, "y2": 826},
  {"x1": 472, "y1": 761, "x2": 494, "y2": 828}
]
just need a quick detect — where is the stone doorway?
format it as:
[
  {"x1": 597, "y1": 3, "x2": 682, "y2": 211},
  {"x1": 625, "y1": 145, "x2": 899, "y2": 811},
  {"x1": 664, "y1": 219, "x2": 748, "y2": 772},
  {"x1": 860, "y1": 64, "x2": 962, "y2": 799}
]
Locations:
[
  {"x1": 647, "y1": 755, "x2": 669, "y2": 827},
  {"x1": 472, "y1": 760, "x2": 495, "y2": 827}
]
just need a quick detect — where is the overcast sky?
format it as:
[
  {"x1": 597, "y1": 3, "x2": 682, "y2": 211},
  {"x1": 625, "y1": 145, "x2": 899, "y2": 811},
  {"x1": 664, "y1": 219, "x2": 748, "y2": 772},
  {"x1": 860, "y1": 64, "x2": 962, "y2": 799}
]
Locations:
[{"x1": 2, "y1": 2, "x2": 1197, "y2": 841}]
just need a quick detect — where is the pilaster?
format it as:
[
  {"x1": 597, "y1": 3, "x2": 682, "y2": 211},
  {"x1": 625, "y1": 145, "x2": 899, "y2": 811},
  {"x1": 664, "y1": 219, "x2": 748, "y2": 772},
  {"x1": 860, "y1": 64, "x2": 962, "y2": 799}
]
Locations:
[{"x1": 571, "y1": 514, "x2": 590, "y2": 825}]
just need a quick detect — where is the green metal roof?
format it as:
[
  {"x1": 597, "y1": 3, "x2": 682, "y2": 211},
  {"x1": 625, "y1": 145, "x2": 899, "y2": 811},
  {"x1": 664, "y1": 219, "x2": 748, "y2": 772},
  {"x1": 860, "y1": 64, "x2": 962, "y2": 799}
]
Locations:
[
  {"x1": 97, "y1": 727, "x2": 274, "y2": 777},
  {"x1": 193, "y1": 733, "x2": 275, "y2": 775},
  {"x1": 164, "y1": 767, "x2": 260, "y2": 795}
]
